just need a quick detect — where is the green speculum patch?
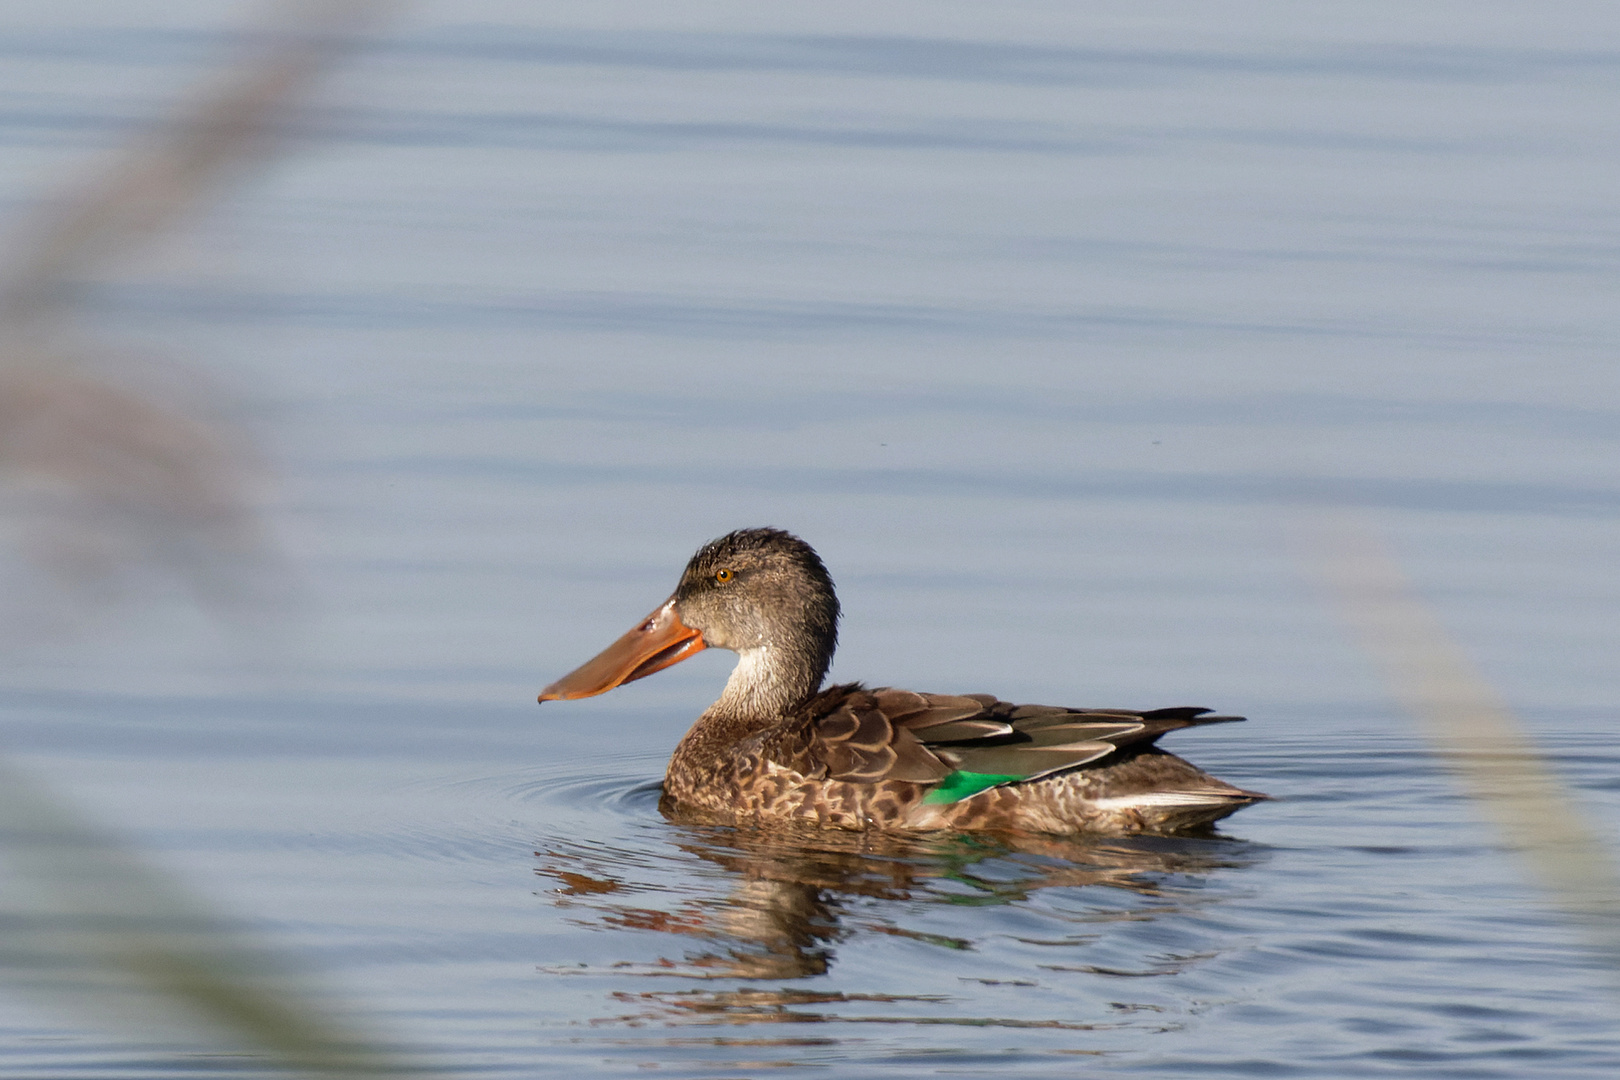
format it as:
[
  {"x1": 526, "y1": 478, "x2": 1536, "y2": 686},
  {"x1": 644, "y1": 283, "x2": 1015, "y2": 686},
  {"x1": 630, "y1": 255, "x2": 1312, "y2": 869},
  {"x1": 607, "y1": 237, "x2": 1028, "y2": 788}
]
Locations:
[{"x1": 923, "y1": 770, "x2": 1022, "y2": 804}]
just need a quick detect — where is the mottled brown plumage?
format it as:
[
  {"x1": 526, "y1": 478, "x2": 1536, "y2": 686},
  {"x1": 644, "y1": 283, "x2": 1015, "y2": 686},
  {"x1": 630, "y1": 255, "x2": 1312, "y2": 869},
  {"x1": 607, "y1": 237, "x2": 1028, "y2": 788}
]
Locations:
[{"x1": 540, "y1": 528, "x2": 1267, "y2": 835}]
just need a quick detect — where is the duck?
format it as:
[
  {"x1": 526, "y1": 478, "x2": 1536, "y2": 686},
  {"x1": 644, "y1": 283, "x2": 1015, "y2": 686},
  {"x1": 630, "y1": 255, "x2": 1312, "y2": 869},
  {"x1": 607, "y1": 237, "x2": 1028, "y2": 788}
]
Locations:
[{"x1": 538, "y1": 528, "x2": 1266, "y2": 834}]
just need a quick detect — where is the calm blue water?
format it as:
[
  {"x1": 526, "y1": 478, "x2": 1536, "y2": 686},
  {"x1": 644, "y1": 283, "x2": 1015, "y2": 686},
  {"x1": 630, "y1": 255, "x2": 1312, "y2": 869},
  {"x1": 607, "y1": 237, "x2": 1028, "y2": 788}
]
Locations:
[{"x1": 1, "y1": 3, "x2": 1618, "y2": 1076}]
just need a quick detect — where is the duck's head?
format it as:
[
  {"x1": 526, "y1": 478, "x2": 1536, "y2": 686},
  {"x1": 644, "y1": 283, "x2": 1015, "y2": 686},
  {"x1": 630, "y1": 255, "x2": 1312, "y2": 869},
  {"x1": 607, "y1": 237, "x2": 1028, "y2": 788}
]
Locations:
[{"x1": 538, "y1": 528, "x2": 840, "y2": 716}]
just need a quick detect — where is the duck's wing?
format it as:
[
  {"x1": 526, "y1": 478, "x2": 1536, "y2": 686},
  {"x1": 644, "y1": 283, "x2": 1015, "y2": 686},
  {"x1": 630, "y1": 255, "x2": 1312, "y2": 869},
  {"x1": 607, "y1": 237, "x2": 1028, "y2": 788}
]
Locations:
[{"x1": 791, "y1": 684, "x2": 1244, "y2": 795}]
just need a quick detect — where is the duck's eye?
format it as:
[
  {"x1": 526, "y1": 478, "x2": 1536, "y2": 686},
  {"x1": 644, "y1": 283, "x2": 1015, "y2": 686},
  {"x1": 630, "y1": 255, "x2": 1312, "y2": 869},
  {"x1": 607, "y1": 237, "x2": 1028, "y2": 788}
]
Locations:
[{"x1": 714, "y1": 568, "x2": 733, "y2": 584}]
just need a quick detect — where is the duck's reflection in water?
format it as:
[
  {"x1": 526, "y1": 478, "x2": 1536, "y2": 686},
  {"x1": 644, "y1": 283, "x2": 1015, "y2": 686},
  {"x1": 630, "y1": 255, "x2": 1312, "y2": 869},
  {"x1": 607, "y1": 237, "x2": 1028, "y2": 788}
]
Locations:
[{"x1": 536, "y1": 799, "x2": 1260, "y2": 992}]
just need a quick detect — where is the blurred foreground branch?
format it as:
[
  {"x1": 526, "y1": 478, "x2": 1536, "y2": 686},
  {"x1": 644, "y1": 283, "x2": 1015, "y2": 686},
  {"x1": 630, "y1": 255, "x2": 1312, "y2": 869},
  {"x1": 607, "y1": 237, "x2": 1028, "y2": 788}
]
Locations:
[
  {"x1": 1, "y1": 3, "x2": 414, "y2": 1076},
  {"x1": 0, "y1": 0, "x2": 391, "y2": 613},
  {"x1": 1, "y1": 0, "x2": 390, "y2": 329},
  {"x1": 0, "y1": 359, "x2": 267, "y2": 619},
  {"x1": 0, "y1": 761, "x2": 406, "y2": 1077},
  {"x1": 1312, "y1": 513, "x2": 1620, "y2": 968}
]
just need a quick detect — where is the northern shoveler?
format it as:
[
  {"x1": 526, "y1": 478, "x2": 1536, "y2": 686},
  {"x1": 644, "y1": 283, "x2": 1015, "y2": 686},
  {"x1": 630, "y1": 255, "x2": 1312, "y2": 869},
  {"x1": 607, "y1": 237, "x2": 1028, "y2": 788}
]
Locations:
[{"x1": 539, "y1": 528, "x2": 1266, "y2": 834}]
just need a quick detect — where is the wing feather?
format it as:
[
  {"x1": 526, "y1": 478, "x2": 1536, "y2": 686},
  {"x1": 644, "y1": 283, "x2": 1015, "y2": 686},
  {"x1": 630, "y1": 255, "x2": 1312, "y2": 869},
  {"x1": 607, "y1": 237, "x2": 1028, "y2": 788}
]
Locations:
[{"x1": 792, "y1": 684, "x2": 1245, "y2": 793}]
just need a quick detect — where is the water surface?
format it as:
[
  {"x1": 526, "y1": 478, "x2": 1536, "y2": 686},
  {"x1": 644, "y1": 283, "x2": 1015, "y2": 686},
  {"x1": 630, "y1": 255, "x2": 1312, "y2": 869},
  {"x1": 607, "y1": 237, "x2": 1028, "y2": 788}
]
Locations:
[{"x1": 1, "y1": 2, "x2": 1618, "y2": 1076}]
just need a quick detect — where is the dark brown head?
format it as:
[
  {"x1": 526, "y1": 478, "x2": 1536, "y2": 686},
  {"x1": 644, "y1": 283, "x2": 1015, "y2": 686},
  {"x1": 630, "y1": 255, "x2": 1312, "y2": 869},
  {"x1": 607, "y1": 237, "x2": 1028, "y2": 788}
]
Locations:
[{"x1": 539, "y1": 528, "x2": 840, "y2": 716}]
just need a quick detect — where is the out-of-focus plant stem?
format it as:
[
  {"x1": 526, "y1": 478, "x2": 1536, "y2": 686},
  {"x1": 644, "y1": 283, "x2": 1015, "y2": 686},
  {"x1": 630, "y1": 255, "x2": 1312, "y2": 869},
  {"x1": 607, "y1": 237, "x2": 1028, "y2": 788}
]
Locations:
[
  {"x1": 1, "y1": 0, "x2": 391, "y2": 332},
  {"x1": 1, "y1": 2, "x2": 422, "y2": 1076},
  {"x1": 0, "y1": 761, "x2": 406, "y2": 1077},
  {"x1": 1312, "y1": 512, "x2": 1620, "y2": 970}
]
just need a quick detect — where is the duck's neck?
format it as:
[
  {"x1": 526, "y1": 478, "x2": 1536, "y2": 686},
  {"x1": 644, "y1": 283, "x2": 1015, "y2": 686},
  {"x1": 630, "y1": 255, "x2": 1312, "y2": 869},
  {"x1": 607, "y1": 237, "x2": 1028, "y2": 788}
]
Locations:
[
  {"x1": 705, "y1": 644, "x2": 822, "y2": 727},
  {"x1": 666, "y1": 643, "x2": 828, "y2": 799}
]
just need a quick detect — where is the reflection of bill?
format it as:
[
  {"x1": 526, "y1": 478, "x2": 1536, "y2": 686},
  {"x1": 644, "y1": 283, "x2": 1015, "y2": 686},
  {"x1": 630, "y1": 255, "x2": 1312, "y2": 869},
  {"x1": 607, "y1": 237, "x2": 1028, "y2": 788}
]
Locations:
[
  {"x1": 1312, "y1": 513, "x2": 1620, "y2": 973},
  {"x1": 539, "y1": 819, "x2": 1259, "y2": 983}
]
